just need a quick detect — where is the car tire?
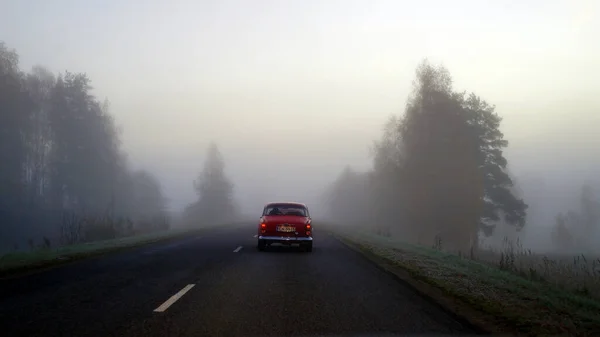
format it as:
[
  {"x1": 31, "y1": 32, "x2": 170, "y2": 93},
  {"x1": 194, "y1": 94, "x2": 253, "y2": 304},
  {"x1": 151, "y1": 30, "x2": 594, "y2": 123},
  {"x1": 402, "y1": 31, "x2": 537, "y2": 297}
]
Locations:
[
  {"x1": 304, "y1": 242, "x2": 313, "y2": 252},
  {"x1": 257, "y1": 239, "x2": 266, "y2": 251}
]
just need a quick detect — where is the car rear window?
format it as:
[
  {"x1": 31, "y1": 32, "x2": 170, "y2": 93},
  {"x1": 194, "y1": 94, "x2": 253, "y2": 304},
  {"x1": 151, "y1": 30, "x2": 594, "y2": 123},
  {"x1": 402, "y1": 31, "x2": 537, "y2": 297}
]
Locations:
[{"x1": 263, "y1": 204, "x2": 308, "y2": 216}]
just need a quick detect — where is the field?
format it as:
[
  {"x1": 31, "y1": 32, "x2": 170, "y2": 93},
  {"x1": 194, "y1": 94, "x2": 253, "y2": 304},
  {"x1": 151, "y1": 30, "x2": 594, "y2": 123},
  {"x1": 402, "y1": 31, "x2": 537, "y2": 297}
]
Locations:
[{"x1": 330, "y1": 226, "x2": 600, "y2": 336}]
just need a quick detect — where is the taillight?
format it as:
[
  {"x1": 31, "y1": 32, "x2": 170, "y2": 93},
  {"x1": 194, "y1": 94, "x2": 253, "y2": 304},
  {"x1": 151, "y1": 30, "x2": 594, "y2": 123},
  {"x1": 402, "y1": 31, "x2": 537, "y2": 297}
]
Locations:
[
  {"x1": 260, "y1": 223, "x2": 266, "y2": 234},
  {"x1": 305, "y1": 223, "x2": 311, "y2": 236}
]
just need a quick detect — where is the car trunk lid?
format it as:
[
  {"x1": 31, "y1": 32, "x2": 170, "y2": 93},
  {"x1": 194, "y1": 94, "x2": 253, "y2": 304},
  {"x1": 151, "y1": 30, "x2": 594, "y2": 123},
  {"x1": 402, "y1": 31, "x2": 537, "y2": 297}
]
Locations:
[{"x1": 262, "y1": 215, "x2": 309, "y2": 237}]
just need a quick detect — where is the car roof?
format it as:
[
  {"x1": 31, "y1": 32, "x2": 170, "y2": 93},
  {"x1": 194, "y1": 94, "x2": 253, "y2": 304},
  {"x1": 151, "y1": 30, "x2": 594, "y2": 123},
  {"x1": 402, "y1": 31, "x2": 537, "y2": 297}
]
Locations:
[{"x1": 264, "y1": 201, "x2": 307, "y2": 208}]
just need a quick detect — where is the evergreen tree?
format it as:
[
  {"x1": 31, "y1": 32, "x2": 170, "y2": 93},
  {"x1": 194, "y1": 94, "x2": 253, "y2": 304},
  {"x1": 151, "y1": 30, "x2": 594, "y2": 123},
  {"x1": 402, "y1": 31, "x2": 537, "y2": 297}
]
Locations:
[
  {"x1": 462, "y1": 93, "x2": 527, "y2": 236},
  {"x1": 185, "y1": 143, "x2": 237, "y2": 225}
]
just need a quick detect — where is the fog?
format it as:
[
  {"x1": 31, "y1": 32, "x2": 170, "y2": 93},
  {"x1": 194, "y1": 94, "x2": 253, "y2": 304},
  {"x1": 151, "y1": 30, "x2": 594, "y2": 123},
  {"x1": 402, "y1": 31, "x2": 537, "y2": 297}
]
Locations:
[{"x1": 1, "y1": 0, "x2": 599, "y2": 253}]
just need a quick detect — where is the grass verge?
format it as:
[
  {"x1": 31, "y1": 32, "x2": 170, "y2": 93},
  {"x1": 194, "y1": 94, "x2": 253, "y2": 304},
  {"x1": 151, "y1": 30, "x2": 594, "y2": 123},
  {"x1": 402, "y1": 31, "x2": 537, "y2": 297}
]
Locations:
[
  {"x1": 0, "y1": 226, "x2": 214, "y2": 278},
  {"x1": 330, "y1": 228, "x2": 600, "y2": 337}
]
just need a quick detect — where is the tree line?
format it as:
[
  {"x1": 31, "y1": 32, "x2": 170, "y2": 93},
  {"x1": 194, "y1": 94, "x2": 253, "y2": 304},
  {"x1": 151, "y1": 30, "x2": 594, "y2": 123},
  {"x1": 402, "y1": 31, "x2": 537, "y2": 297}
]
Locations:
[
  {"x1": 324, "y1": 60, "x2": 528, "y2": 252},
  {"x1": 0, "y1": 40, "x2": 246, "y2": 252},
  {"x1": 0, "y1": 42, "x2": 170, "y2": 251}
]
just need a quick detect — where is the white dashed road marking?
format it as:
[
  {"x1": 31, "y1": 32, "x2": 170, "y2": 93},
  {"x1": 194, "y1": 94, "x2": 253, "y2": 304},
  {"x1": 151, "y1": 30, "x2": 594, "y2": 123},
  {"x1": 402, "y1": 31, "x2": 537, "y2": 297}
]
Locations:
[
  {"x1": 153, "y1": 284, "x2": 195, "y2": 313},
  {"x1": 233, "y1": 246, "x2": 243, "y2": 253}
]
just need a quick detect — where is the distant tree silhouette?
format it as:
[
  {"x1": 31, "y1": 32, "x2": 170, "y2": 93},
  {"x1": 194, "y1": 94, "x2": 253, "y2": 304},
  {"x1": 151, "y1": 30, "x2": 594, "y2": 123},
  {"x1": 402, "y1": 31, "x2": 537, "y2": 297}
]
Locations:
[
  {"x1": 552, "y1": 184, "x2": 600, "y2": 252},
  {"x1": 130, "y1": 170, "x2": 169, "y2": 231},
  {"x1": 184, "y1": 143, "x2": 238, "y2": 226},
  {"x1": 325, "y1": 166, "x2": 370, "y2": 228}
]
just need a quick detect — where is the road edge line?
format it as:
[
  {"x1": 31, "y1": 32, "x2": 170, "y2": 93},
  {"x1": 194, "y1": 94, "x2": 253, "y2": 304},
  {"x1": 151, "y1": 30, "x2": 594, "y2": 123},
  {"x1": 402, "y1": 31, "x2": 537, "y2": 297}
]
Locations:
[{"x1": 329, "y1": 232, "x2": 505, "y2": 336}]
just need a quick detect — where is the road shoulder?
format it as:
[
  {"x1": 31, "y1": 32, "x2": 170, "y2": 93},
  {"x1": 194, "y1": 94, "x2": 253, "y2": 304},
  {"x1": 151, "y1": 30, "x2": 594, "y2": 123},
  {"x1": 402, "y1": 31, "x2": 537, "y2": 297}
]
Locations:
[
  {"x1": 0, "y1": 226, "x2": 216, "y2": 279},
  {"x1": 333, "y1": 233, "x2": 500, "y2": 335},
  {"x1": 330, "y1": 228, "x2": 600, "y2": 336}
]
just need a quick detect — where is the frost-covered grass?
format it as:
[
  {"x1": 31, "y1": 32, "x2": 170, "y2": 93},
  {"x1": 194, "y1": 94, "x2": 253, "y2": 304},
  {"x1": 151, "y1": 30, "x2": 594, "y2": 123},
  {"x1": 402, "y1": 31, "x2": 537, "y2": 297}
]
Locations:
[
  {"x1": 0, "y1": 227, "x2": 205, "y2": 276},
  {"x1": 475, "y1": 238, "x2": 600, "y2": 299},
  {"x1": 333, "y1": 227, "x2": 600, "y2": 336}
]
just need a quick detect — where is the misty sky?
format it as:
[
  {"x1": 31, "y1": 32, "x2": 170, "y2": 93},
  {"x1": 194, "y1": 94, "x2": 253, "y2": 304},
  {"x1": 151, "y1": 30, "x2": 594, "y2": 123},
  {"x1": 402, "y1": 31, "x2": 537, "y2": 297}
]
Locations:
[{"x1": 2, "y1": 0, "x2": 599, "y2": 222}]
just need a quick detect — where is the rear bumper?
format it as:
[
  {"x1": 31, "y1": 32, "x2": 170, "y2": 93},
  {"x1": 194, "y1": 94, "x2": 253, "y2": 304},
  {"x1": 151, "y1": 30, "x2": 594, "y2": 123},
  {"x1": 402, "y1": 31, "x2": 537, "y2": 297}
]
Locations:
[{"x1": 258, "y1": 235, "x2": 313, "y2": 243}]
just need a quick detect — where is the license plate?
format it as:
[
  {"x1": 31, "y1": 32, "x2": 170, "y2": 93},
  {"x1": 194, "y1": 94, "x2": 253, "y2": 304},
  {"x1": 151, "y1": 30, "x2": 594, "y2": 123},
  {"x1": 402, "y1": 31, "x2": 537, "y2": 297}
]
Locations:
[{"x1": 276, "y1": 225, "x2": 295, "y2": 233}]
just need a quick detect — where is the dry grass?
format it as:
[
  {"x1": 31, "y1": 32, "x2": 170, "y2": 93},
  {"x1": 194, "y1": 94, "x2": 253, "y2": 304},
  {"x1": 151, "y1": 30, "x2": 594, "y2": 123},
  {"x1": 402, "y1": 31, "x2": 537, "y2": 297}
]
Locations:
[
  {"x1": 333, "y1": 227, "x2": 600, "y2": 336},
  {"x1": 474, "y1": 237, "x2": 600, "y2": 299}
]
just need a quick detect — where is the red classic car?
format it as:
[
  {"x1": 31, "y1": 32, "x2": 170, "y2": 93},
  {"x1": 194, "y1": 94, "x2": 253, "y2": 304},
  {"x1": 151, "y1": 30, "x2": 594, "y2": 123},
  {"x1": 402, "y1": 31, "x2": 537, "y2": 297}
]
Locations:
[{"x1": 257, "y1": 202, "x2": 313, "y2": 252}]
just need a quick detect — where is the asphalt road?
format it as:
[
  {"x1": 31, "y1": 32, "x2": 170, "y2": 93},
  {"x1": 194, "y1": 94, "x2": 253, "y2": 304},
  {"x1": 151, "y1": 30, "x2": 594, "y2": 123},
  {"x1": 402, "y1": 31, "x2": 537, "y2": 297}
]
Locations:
[{"x1": 0, "y1": 223, "x2": 481, "y2": 337}]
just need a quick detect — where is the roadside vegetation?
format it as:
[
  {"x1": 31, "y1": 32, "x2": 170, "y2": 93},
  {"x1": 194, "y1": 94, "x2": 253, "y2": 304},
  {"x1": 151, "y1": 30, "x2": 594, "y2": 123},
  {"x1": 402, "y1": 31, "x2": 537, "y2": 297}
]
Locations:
[
  {"x1": 332, "y1": 227, "x2": 600, "y2": 336},
  {"x1": 321, "y1": 60, "x2": 600, "y2": 336}
]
